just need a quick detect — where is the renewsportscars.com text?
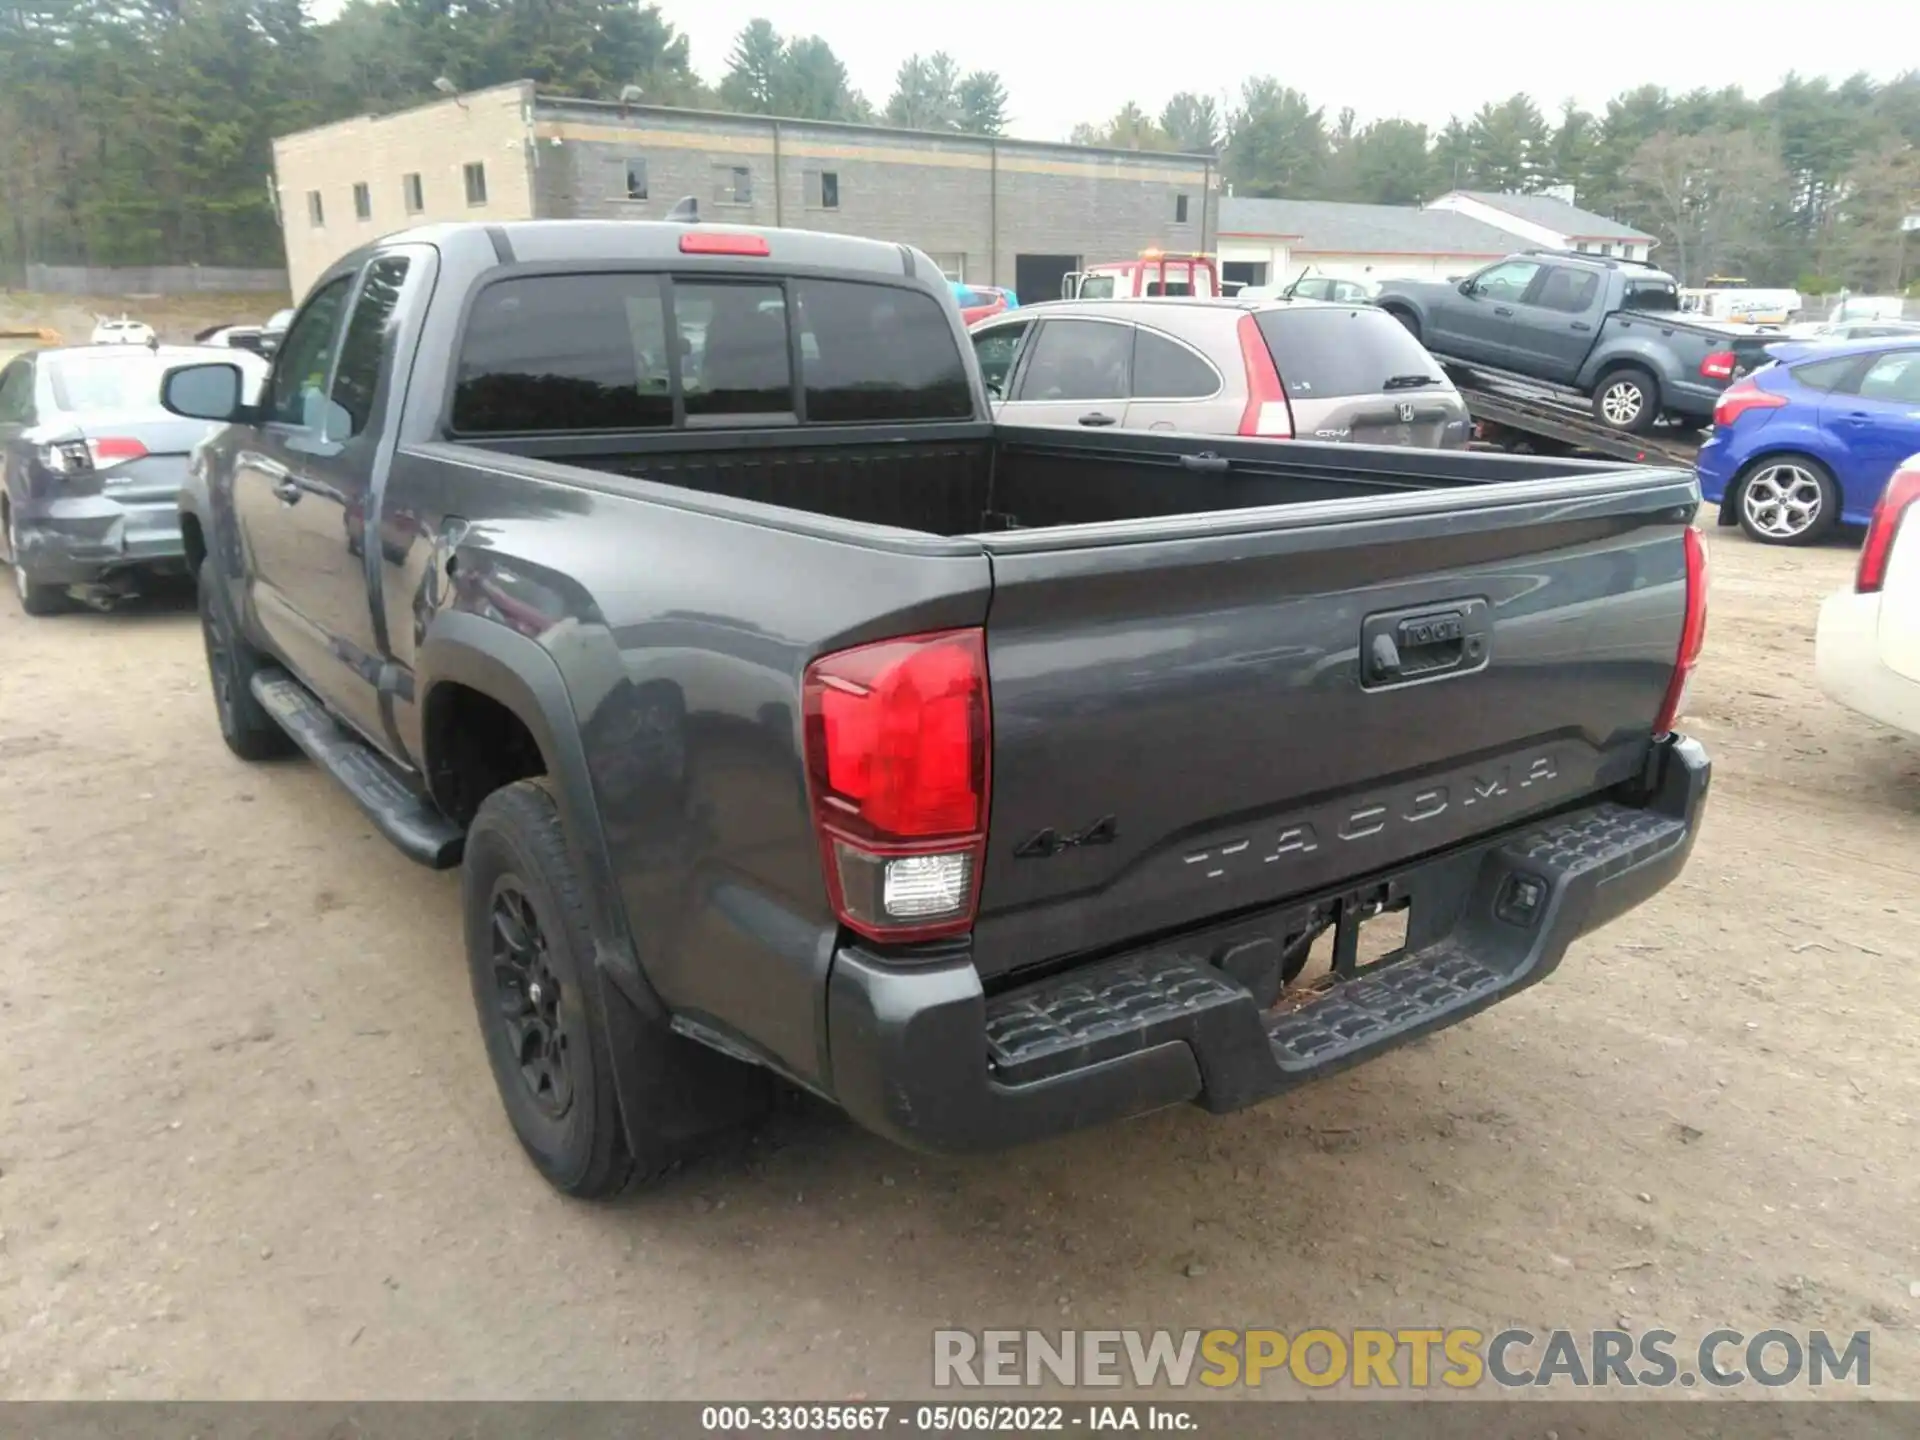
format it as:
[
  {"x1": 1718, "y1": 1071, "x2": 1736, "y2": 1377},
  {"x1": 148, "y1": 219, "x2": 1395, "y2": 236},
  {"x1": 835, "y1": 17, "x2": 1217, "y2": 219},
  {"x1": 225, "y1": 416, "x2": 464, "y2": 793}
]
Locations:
[{"x1": 933, "y1": 1327, "x2": 1871, "y2": 1391}]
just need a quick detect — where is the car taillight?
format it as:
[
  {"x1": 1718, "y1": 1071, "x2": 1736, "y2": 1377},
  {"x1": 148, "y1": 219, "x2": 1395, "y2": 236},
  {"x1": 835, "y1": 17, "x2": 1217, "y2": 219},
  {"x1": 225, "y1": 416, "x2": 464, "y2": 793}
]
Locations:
[
  {"x1": 41, "y1": 436, "x2": 149, "y2": 473},
  {"x1": 1653, "y1": 527, "x2": 1709, "y2": 737},
  {"x1": 1700, "y1": 350, "x2": 1737, "y2": 381},
  {"x1": 88, "y1": 437, "x2": 148, "y2": 468},
  {"x1": 1236, "y1": 314, "x2": 1292, "y2": 437},
  {"x1": 1856, "y1": 459, "x2": 1920, "y2": 595},
  {"x1": 1711, "y1": 378, "x2": 1786, "y2": 429},
  {"x1": 802, "y1": 628, "x2": 990, "y2": 944}
]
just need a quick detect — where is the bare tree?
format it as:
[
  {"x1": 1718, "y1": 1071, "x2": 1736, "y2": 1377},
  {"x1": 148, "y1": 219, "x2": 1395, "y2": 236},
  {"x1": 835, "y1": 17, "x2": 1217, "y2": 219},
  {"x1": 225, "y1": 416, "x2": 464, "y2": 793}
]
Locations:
[{"x1": 1625, "y1": 129, "x2": 1788, "y2": 284}]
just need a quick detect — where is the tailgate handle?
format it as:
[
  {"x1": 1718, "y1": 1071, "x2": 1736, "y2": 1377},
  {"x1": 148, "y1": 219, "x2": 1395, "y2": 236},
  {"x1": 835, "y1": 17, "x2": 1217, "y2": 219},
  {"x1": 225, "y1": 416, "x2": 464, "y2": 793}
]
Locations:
[
  {"x1": 1361, "y1": 600, "x2": 1490, "y2": 689},
  {"x1": 1180, "y1": 452, "x2": 1229, "y2": 474}
]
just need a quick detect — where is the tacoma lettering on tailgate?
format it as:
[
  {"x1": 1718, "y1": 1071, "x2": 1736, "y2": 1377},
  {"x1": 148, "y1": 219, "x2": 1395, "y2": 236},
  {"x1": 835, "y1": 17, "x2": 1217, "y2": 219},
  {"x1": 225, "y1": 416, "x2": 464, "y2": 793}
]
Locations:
[{"x1": 1182, "y1": 754, "x2": 1560, "y2": 881}]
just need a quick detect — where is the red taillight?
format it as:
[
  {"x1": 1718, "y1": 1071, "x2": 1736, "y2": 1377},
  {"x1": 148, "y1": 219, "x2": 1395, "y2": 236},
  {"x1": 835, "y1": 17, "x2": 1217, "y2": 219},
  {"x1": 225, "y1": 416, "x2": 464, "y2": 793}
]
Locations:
[
  {"x1": 802, "y1": 628, "x2": 990, "y2": 943},
  {"x1": 1653, "y1": 527, "x2": 1709, "y2": 736},
  {"x1": 1235, "y1": 313, "x2": 1292, "y2": 438},
  {"x1": 1856, "y1": 460, "x2": 1920, "y2": 595},
  {"x1": 678, "y1": 231, "x2": 770, "y2": 256},
  {"x1": 89, "y1": 437, "x2": 149, "y2": 467},
  {"x1": 1712, "y1": 378, "x2": 1786, "y2": 429},
  {"x1": 1700, "y1": 350, "x2": 1737, "y2": 381}
]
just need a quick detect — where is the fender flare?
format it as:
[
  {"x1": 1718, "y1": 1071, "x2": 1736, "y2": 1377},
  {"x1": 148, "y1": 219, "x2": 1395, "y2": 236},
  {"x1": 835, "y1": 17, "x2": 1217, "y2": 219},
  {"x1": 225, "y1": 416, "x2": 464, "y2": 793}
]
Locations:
[{"x1": 414, "y1": 611, "x2": 664, "y2": 1023}]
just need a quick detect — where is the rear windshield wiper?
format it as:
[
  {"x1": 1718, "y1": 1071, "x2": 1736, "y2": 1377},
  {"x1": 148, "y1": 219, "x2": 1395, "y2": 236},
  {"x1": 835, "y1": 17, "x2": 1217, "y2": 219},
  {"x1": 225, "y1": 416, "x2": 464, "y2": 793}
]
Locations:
[{"x1": 1382, "y1": 374, "x2": 1436, "y2": 390}]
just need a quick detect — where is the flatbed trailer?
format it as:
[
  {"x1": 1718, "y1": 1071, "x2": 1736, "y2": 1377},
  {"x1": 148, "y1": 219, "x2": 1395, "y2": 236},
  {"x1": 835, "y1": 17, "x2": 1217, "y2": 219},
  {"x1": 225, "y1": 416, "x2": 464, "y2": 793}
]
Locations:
[{"x1": 1445, "y1": 360, "x2": 1705, "y2": 467}]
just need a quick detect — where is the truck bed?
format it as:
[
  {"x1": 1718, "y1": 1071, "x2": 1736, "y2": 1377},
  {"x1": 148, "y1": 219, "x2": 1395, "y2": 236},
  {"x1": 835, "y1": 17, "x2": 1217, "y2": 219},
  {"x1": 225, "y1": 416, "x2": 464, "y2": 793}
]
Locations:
[
  {"x1": 466, "y1": 423, "x2": 1650, "y2": 539},
  {"x1": 427, "y1": 425, "x2": 1700, "y2": 991}
]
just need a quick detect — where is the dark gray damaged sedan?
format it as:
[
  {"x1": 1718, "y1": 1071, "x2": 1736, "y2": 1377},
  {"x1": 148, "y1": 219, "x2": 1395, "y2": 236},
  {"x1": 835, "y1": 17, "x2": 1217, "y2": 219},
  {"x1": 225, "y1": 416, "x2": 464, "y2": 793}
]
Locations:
[{"x1": 0, "y1": 343, "x2": 266, "y2": 614}]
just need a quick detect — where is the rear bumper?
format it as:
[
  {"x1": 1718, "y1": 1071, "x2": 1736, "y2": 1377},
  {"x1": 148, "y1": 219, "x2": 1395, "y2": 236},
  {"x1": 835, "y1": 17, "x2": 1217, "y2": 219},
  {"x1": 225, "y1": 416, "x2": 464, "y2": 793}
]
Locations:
[
  {"x1": 10, "y1": 493, "x2": 186, "y2": 583},
  {"x1": 1694, "y1": 435, "x2": 1737, "y2": 506},
  {"x1": 1817, "y1": 589, "x2": 1920, "y2": 737},
  {"x1": 825, "y1": 734, "x2": 1710, "y2": 1155}
]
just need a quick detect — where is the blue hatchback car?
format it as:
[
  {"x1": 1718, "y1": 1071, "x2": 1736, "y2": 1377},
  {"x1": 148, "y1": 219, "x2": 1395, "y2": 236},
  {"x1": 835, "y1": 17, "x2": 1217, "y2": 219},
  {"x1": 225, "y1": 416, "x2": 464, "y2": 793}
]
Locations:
[{"x1": 1697, "y1": 337, "x2": 1920, "y2": 545}]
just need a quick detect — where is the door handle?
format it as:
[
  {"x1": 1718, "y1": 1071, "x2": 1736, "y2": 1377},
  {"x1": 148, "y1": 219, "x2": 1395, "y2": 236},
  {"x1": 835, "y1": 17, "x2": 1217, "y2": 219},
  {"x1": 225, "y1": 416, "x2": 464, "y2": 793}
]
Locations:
[
  {"x1": 1180, "y1": 452, "x2": 1229, "y2": 473},
  {"x1": 1078, "y1": 412, "x2": 1119, "y2": 427},
  {"x1": 273, "y1": 479, "x2": 302, "y2": 504},
  {"x1": 1571, "y1": 321, "x2": 1593, "y2": 332},
  {"x1": 1493, "y1": 306, "x2": 1514, "y2": 317}
]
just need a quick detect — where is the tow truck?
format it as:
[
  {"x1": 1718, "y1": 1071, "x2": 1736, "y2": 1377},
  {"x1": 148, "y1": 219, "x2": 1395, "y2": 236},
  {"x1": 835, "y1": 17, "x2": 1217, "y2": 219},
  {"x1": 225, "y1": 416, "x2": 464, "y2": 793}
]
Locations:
[{"x1": 1062, "y1": 250, "x2": 1223, "y2": 300}]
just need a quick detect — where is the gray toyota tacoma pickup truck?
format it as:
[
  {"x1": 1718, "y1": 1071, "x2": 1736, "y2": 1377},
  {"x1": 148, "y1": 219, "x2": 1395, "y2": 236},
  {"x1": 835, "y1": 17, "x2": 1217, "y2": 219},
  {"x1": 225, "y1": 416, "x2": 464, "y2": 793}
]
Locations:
[
  {"x1": 164, "y1": 217, "x2": 1712, "y2": 1198},
  {"x1": 1375, "y1": 251, "x2": 1773, "y2": 435}
]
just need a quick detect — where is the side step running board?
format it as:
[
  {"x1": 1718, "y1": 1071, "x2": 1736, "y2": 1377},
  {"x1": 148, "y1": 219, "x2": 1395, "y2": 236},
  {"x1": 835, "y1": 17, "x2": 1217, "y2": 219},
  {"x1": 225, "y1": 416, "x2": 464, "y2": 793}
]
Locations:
[{"x1": 250, "y1": 668, "x2": 464, "y2": 869}]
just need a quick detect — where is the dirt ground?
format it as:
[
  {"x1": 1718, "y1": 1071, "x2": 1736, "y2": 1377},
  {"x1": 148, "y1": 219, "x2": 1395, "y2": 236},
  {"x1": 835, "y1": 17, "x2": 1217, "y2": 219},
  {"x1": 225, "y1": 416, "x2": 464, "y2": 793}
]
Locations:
[
  {"x1": 0, "y1": 292, "x2": 287, "y2": 347},
  {"x1": 1, "y1": 529, "x2": 1917, "y2": 1401}
]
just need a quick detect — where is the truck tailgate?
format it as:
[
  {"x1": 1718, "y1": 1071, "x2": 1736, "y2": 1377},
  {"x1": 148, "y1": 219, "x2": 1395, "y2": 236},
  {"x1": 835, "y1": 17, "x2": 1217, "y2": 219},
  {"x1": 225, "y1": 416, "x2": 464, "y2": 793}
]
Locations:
[{"x1": 972, "y1": 467, "x2": 1699, "y2": 977}]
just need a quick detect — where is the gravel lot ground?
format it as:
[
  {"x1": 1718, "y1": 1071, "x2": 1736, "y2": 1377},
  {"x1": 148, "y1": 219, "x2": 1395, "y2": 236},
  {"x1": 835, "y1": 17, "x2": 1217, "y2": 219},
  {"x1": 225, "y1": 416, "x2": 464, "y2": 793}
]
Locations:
[{"x1": 1, "y1": 529, "x2": 1916, "y2": 1401}]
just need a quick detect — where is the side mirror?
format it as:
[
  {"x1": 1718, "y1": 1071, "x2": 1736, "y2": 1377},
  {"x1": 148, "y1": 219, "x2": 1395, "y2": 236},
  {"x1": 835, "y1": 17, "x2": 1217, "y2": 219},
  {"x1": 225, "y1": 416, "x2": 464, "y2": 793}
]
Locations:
[
  {"x1": 162, "y1": 362, "x2": 246, "y2": 422},
  {"x1": 1457, "y1": 279, "x2": 1477, "y2": 297}
]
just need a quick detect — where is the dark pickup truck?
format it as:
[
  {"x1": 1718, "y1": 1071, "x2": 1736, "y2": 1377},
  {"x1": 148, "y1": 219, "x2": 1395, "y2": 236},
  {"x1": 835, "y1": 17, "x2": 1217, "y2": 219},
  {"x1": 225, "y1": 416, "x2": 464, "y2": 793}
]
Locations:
[
  {"x1": 164, "y1": 218, "x2": 1711, "y2": 1199},
  {"x1": 1375, "y1": 251, "x2": 1773, "y2": 435}
]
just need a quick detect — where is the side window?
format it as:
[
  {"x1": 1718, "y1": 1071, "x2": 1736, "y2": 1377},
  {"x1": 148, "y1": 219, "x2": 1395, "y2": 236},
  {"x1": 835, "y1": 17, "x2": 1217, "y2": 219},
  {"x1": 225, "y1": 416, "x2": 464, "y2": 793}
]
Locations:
[
  {"x1": 972, "y1": 322, "x2": 1031, "y2": 398},
  {"x1": 1791, "y1": 355, "x2": 1864, "y2": 393},
  {"x1": 1471, "y1": 261, "x2": 1541, "y2": 303},
  {"x1": 1015, "y1": 320, "x2": 1132, "y2": 402},
  {"x1": 0, "y1": 361, "x2": 31, "y2": 424},
  {"x1": 266, "y1": 279, "x2": 352, "y2": 427},
  {"x1": 675, "y1": 280, "x2": 792, "y2": 418},
  {"x1": 1533, "y1": 267, "x2": 1599, "y2": 314},
  {"x1": 453, "y1": 274, "x2": 673, "y2": 434},
  {"x1": 793, "y1": 279, "x2": 971, "y2": 422},
  {"x1": 1857, "y1": 352, "x2": 1920, "y2": 405},
  {"x1": 1131, "y1": 328, "x2": 1219, "y2": 399},
  {"x1": 329, "y1": 257, "x2": 412, "y2": 439}
]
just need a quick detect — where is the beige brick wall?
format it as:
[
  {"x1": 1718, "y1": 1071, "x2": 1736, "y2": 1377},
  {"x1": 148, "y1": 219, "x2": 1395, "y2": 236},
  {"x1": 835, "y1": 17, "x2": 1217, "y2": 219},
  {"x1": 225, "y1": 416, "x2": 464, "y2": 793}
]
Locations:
[{"x1": 272, "y1": 82, "x2": 535, "y2": 298}]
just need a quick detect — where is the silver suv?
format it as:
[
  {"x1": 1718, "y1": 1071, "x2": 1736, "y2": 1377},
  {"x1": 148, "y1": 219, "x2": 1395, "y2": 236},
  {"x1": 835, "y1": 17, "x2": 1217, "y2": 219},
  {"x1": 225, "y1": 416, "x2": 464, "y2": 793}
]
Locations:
[{"x1": 970, "y1": 297, "x2": 1472, "y2": 449}]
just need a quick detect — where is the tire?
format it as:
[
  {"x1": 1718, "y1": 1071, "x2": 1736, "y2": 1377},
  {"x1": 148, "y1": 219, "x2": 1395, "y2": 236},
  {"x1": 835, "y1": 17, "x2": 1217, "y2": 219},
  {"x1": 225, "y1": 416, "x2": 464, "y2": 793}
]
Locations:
[
  {"x1": 4, "y1": 506, "x2": 69, "y2": 616},
  {"x1": 462, "y1": 779, "x2": 668, "y2": 1199},
  {"x1": 1734, "y1": 454, "x2": 1838, "y2": 546},
  {"x1": 1592, "y1": 366, "x2": 1659, "y2": 435},
  {"x1": 197, "y1": 558, "x2": 296, "y2": 760},
  {"x1": 1384, "y1": 306, "x2": 1422, "y2": 343}
]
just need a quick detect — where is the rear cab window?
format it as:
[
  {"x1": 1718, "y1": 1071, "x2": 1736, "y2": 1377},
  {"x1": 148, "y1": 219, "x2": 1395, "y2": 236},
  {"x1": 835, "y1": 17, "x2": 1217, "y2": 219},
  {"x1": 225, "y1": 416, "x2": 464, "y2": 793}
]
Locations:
[
  {"x1": 451, "y1": 271, "x2": 971, "y2": 434},
  {"x1": 1255, "y1": 307, "x2": 1441, "y2": 399},
  {"x1": 1623, "y1": 280, "x2": 1679, "y2": 313}
]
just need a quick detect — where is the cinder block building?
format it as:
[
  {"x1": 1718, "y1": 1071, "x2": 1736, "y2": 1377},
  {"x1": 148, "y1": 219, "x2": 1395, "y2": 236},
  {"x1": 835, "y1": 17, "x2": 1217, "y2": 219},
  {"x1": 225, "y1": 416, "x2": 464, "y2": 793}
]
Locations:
[{"x1": 271, "y1": 81, "x2": 1220, "y2": 301}]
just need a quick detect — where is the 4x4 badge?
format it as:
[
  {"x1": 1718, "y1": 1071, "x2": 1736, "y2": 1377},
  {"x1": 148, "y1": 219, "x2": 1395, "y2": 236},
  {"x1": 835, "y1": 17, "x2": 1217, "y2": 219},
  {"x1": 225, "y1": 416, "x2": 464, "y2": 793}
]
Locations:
[{"x1": 1015, "y1": 816, "x2": 1118, "y2": 859}]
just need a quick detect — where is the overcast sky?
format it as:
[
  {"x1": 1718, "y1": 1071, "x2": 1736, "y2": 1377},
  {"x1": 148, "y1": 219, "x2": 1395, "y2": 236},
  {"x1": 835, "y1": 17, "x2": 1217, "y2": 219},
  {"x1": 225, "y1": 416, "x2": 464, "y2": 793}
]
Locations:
[
  {"x1": 657, "y1": 0, "x2": 1908, "y2": 140},
  {"x1": 305, "y1": 0, "x2": 1910, "y2": 140}
]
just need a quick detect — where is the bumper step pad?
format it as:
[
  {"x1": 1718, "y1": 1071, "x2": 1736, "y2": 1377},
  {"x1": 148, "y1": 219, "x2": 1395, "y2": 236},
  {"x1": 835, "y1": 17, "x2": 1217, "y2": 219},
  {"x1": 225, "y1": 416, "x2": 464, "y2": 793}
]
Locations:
[
  {"x1": 982, "y1": 796, "x2": 1691, "y2": 1098},
  {"x1": 251, "y1": 669, "x2": 463, "y2": 868}
]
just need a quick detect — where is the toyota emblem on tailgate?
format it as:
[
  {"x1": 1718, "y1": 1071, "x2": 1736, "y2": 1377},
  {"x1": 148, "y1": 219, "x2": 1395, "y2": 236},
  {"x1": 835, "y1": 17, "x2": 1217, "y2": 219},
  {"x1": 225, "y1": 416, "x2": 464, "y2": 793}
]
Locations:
[{"x1": 1396, "y1": 402, "x2": 1415, "y2": 423}]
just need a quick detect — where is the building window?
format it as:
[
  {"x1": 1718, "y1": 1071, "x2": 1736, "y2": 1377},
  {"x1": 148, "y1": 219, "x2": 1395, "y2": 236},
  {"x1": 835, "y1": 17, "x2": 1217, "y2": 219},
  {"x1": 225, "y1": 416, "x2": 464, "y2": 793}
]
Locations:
[
  {"x1": 804, "y1": 168, "x2": 839, "y2": 210},
  {"x1": 929, "y1": 253, "x2": 965, "y2": 282},
  {"x1": 353, "y1": 182, "x2": 372, "y2": 222},
  {"x1": 1598, "y1": 242, "x2": 1613, "y2": 256},
  {"x1": 403, "y1": 173, "x2": 424, "y2": 215},
  {"x1": 1175, "y1": 194, "x2": 1190, "y2": 224},
  {"x1": 712, "y1": 164, "x2": 752, "y2": 207},
  {"x1": 307, "y1": 190, "x2": 324, "y2": 227},
  {"x1": 1575, "y1": 241, "x2": 1589, "y2": 253},
  {"x1": 464, "y1": 162, "x2": 488, "y2": 207},
  {"x1": 625, "y1": 158, "x2": 648, "y2": 201}
]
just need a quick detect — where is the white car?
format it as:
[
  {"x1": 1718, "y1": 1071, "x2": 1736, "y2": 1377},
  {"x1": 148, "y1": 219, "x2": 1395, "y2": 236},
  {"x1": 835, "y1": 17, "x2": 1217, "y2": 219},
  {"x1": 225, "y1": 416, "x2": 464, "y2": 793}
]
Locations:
[
  {"x1": 1816, "y1": 451, "x2": 1920, "y2": 736},
  {"x1": 89, "y1": 316, "x2": 156, "y2": 346}
]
